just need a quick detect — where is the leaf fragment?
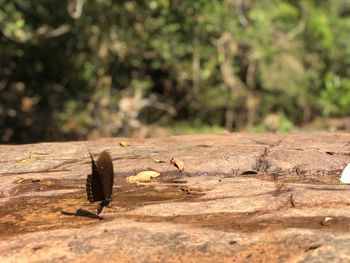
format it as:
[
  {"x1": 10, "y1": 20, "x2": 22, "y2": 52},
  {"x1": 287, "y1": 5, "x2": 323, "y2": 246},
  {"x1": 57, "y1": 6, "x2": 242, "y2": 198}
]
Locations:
[
  {"x1": 119, "y1": 141, "x2": 131, "y2": 147},
  {"x1": 126, "y1": 171, "x2": 161, "y2": 183},
  {"x1": 321, "y1": 216, "x2": 333, "y2": 226},
  {"x1": 170, "y1": 157, "x2": 185, "y2": 172},
  {"x1": 154, "y1": 159, "x2": 165, "y2": 163},
  {"x1": 14, "y1": 178, "x2": 27, "y2": 184}
]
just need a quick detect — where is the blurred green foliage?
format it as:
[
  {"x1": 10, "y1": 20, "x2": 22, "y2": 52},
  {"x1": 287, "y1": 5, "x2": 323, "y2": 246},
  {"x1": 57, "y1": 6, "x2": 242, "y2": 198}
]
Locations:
[{"x1": 1, "y1": 0, "x2": 350, "y2": 143}]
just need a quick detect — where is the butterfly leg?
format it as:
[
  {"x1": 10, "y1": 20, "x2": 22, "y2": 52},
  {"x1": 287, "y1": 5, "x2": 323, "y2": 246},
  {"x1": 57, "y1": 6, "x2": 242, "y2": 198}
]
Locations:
[{"x1": 97, "y1": 199, "x2": 111, "y2": 215}]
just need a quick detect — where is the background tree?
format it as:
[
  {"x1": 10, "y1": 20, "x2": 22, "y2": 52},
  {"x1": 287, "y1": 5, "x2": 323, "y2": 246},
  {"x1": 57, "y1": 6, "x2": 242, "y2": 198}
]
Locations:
[{"x1": 1, "y1": 0, "x2": 349, "y2": 143}]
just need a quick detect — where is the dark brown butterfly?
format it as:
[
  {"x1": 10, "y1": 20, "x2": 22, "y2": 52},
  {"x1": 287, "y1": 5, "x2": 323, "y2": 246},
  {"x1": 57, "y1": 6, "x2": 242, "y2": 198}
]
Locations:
[{"x1": 86, "y1": 151, "x2": 114, "y2": 215}]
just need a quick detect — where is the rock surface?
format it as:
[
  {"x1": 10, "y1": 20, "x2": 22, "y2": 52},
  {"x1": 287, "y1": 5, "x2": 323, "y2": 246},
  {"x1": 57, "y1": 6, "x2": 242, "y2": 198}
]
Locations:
[{"x1": 0, "y1": 132, "x2": 350, "y2": 262}]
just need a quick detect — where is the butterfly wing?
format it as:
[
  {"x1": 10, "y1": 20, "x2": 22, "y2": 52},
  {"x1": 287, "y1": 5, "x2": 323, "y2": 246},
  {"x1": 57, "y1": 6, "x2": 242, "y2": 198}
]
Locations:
[
  {"x1": 96, "y1": 151, "x2": 114, "y2": 200},
  {"x1": 86, "y1": 154, "x2": 105, "y2": 203}
]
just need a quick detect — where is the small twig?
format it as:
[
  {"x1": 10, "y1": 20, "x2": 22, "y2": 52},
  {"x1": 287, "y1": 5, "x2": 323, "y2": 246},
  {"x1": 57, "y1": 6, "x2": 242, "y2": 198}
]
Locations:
[
  {"x1": 290, "y1": 194, "x2": 295, "y2": 207},
  {"x1": 67, "y1": 0, "x2": 86, "y2": 19},
  {"x1": 36, "y1": 25, "x2": 71, "y2": 38}
]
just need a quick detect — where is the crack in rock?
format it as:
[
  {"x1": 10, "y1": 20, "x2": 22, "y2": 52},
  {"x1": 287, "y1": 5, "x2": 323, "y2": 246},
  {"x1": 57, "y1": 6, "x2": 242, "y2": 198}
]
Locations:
[{"x1": 254, "y1": 147, "x2": 270, "y2": 173}]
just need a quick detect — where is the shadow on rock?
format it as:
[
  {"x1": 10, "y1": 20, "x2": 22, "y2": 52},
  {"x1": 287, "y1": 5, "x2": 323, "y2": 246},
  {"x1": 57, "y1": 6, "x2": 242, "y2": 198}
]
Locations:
[{"x1": 61, "y1": 209, "x2": 103, "y2": 220}]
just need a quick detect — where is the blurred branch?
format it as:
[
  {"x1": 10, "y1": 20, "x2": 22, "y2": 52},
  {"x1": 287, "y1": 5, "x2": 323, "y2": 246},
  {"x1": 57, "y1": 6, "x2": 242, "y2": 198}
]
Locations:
[
  {"x1": 0, "y1": 24, "x2": 70, "y2": 44},
  {"x1": 246, "y1": 62, "x2": 256, "y2": 88},
  {"x1": 36, "y1": 25, "x2": 71, "y2": 38},
  {"x1": 192, "y1": 36, "x2": 201, "y2": 96},
  {"x1": 213, "y1": 32, "x2": 245, "y2": 131},
  {"x1": 287, "y1": 5, "x2": 307, "y2": 40},
  {"x1": 146, "y1": 96, "x2": 177, "y2": 116},
  {"x1": 67, "y1": 0, "x2": 86, "y2": 19},
  {"x1": 118, "y1": 88, "x2": 176, "y2": 130},
  {"x1": 213, "y1": 33, "x2": 241, "y2": 91},
  {"x1": 0, "y1": 30, "x2": 22, "y2": 44},
  {"x1": 234, "y1": 0, "x2": 250, "y2": 28}
]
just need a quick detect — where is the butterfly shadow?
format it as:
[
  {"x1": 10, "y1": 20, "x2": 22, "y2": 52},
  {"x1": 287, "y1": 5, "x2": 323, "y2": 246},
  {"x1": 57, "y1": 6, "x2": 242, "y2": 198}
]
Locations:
[{"x1": 61, "y1": 209, "x2": 103, "y2": 220}]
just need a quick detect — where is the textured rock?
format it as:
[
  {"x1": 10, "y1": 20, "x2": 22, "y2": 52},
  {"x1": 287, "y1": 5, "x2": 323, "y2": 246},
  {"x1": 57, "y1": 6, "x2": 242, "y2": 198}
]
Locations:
[{"x1": 0, "y1": 133, "x2": 350, "y2": 262}]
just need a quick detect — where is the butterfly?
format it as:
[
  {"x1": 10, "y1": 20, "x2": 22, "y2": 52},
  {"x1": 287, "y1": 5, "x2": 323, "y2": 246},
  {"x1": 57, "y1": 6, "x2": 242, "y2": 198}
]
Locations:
[{"x1": 86, "y1": 151, "x2": 114, "y2": 215}]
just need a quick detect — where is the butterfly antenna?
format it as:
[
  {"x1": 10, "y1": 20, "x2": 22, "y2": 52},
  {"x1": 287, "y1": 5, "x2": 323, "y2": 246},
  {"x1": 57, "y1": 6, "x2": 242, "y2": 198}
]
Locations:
[{"x1": 88, "y1": 151, "x2": 94, "y2": 162}]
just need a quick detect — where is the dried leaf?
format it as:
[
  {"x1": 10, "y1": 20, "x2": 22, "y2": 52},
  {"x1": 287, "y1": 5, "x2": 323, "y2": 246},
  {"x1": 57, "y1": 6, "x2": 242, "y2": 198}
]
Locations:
[
  {"x1": 14, "y1": 178, "x2": 40, "y2": 184},
  {"x1": 170, "y1": 157, "x2": 185, "y2": 172},
  {"x1": 18, "y1": 154, "x2": 38, "y2": 163},
  {"x1": 14, "y1": 178, "x2": 27, "y2": 184},
  {"x1": 126, "y1": 171, "x2": 160, "y2": 184},
  {"x1": 119, "y1": 141, "x2": 131, "y2": 147},
  {"x1": 154, "y1": 159, "x2": 165, "y2": 163}
]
